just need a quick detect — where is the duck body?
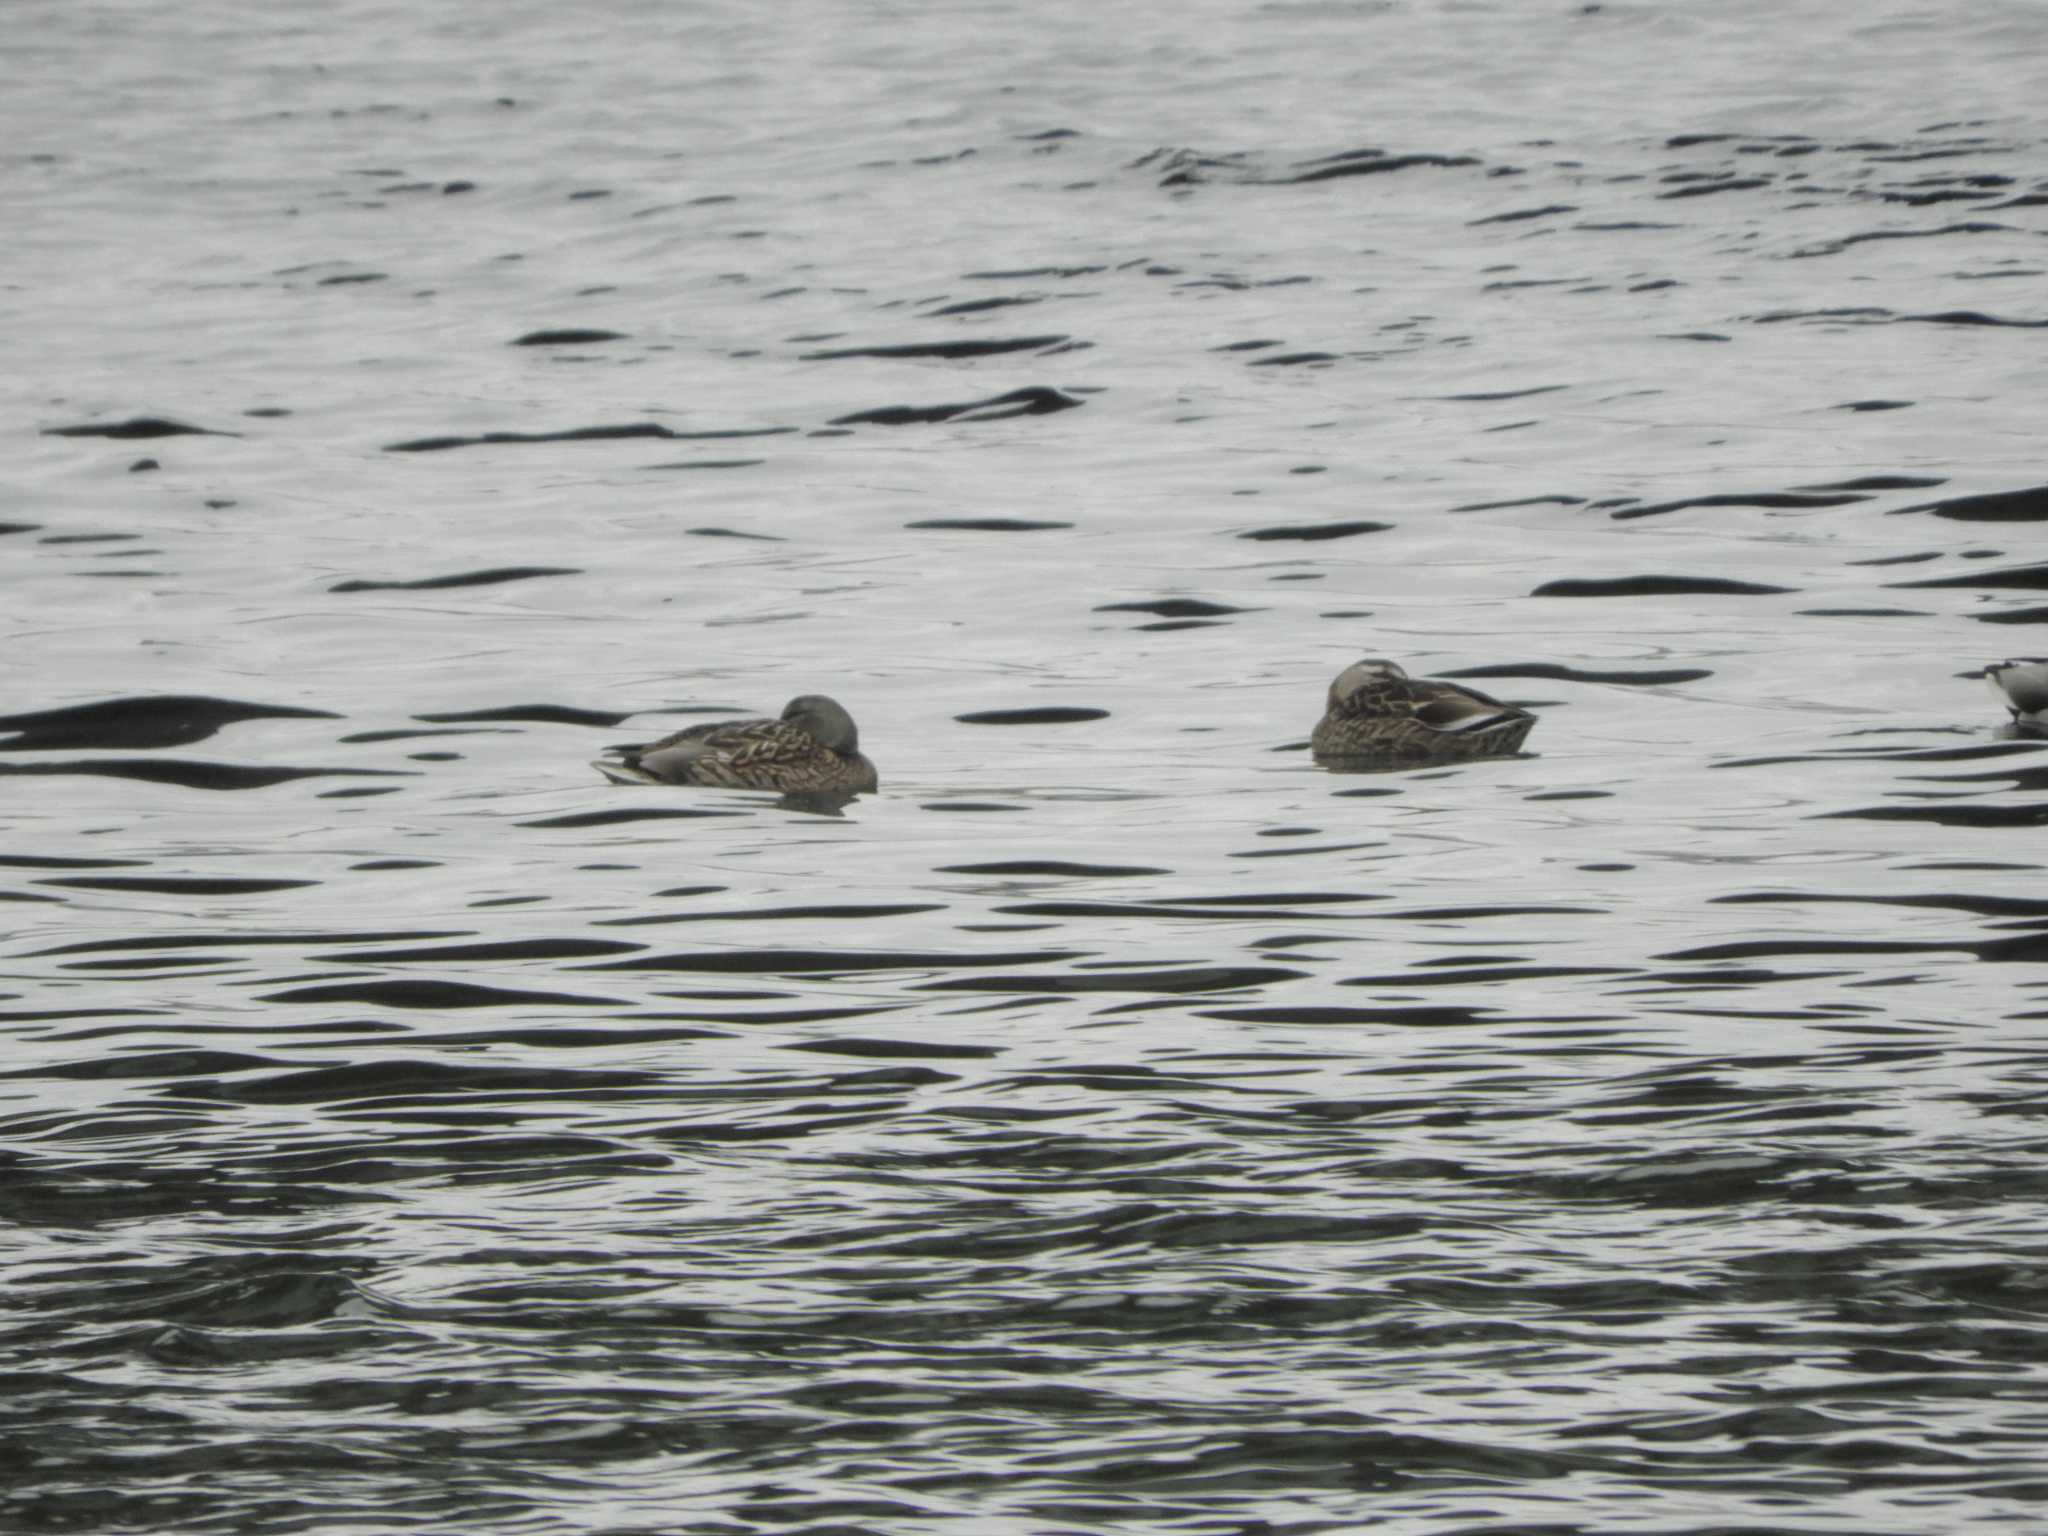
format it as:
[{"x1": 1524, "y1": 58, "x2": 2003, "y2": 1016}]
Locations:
[
  {"x1": 1311, "y1": 659, "x2": 1535, "y2": 767},
  {"x1": 1986, "y1": 659, "x2": 2048, "y2": 724},
  {"x1": 594, "y1": 694, "x2": 877, "y2": 793}
]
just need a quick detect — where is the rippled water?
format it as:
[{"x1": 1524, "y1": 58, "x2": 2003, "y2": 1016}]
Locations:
[{"x1": 9, "y1": 0, "x2": 2048, "y2": 1530}]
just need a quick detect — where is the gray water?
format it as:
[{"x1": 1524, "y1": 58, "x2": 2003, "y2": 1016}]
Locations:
[{"x1": 8, "y1": 1, "x2": 2048, "y2": 1531}]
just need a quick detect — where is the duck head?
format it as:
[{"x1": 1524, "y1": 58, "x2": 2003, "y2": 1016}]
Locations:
[
  {"x1": 1326, "y1": 659, "x2": 1410, "y2": 713},
  {"x1": 783, "y1": 694, "x2": 861, "y2": 752}
]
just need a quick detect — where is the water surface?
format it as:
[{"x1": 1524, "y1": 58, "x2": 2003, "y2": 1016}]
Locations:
[{"x1": 7, "y1": 1, "x2": 2048, "y2": 1531}]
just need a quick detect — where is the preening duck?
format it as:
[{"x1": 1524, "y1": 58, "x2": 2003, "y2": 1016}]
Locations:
[{"x1": 1311, "y1": 659, "x2": 1536, "y2": 766}]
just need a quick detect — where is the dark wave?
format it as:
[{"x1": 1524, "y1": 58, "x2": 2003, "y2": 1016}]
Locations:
[
  {"x1": 39, "y1": 875, "x2": 319, "y2": 896},
  {"x1": 939, "y1": 860, "x2": 1169, "y2": 878},
  {"x1": 1239, "y1": 520, "x2": 1392, "y2": 541},
  {"x1": 1608, "y1": 490, "x2": 1872, "y2": 522},
  {"x1": 829, "y1": 385, "x2": 1085, "y2": 425},
  {"x1": 1446, "y1": 662, "x2": 1712, "y2": 685},
  {"x1": 800, "y1": 335, "x2": 1071, "y2": 360},
  {"x1": 1897, "y1": 308, "x2": 2048, "y2": 327},
  {"x1": 385, "y1": 424, "x2": 797, "y2": 452},
  {"x1": 1893, "y1": 483, "x2": 2048, "y2": 521},
  {"x1": 257, "y1": 980, "x2": 621, "y2": 1009},
  {"x1": 920, "y1": 964, "x2": 1306, "y2": 994},
  {"x1": 955, "y1": 707, "x2": 1109, "y2": 724},
  {"x1": 42, "y1": 416, "x2": 237, "y2": 438},
  {"x1": 907, "y1": 517, "x2": 1073, "y2": 531},
  {"x1": 1095, "y1": 599, "x2": 1254, "y2": 618},
  {"x1": 330, "y1": 566, "x2": 579, "y2": 592},
  {"x1": 511, "y1": 328, "x2": 626, "y2": 345},
  {"x1": 1533, "y1": 575, "x2": 1796, "y2": 597},
  {"x1": 576, "y1": 948, "x2": 1085, "y2": 975},
  {"x1": 1890, "y1": 562, "x2": 2048, "y2": 590},
  {"x1": 0, "y1": 760, "x2": 407, "y2": 790},
  {"x1": 415, "y1": 705, "x2": 626, "y2": 727},
  {"x1": 0, "y1": 696, "x2": 338, "y2": 752}
]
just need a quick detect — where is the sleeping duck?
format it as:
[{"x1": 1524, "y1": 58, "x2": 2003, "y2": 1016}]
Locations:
[
  {"x1": 594, "y1": 694, "x2": 878, "y2": 793},
  {"x1": 1311, "y1": 659, "x2": 1536, "y2": 767},
  {"x1": 1985, "y1": 658, "x2": 2048, "y2": 726}
]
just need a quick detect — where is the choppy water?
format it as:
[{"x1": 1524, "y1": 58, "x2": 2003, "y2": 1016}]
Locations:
[{"x1": 8, "y1": 1, "x2": 2048, "y2": 1531}]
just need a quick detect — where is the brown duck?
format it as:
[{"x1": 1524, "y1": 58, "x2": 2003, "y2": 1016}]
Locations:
[
  {"x1": 594, "y1": 694, "x2": 878, "y2": 793},
  {"x1": 1311, "y1": 659, "x2": 1535, "y2": 766}
]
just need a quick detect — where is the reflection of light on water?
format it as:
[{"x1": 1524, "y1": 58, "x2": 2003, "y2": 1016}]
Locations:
[{"x1": 7, "y1": 1, "x2": 2048, "y2": 1527}]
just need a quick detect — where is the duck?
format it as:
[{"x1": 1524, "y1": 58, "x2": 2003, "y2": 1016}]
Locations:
[
  {"x1": 1985, "y1": 658, "x2": 2048, "y2": 725},
  {"x1": 1311, "y1": 659, "x2": 1536, "y2": 766},
  {"x1": 594, "y1": 694, "x2": 878, "y2": 793}
]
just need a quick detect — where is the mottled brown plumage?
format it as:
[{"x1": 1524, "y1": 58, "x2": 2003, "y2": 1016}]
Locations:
[
  {"x1": 594, "y1": 694, "x2": 878, "y2": 793},
  {"x1": 1310, "y1": 659, "x2": 1535, "y2": 766}
]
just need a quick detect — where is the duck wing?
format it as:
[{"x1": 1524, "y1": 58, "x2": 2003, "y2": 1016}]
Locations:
[
  {"x1": 595, "y1": 715, "x2": 779, "y2": 784},
  {"x1": 1411, "y1": 679, "x2": 1528, "y2": 735}
]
